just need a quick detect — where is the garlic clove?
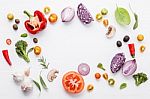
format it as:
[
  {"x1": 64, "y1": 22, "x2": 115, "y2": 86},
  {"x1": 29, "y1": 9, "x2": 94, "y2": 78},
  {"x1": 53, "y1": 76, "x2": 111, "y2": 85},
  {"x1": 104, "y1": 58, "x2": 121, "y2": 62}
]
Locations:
[
  {"x1": 13, "y1": 73, "x2": 24, "y2": 83},
  {"x1": 24, "y1": 67, "x2": 30, "y2": 77},
  {"x1": 106, "y1": 25, "x2": 116, "y2": 38}
]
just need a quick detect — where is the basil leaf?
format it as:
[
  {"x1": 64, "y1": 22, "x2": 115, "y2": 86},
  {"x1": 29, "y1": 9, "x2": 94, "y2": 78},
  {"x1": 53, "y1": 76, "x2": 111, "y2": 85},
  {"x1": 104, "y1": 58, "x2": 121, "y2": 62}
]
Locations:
[
  {"x1": 133, "y1": 13, "x2": 138, "y2": 30},
  {"x1": 115, "y1": 7, "x2": 131, "y2": 25},
  {"x1": 40, "y1": 75, "x2": 48, "y2": 89},
  {"x1": 120, "y1": 83, "x2": 127, "y2": 89},
  {"x1": 33, "y1": 80, "x2": 41, "y2": 92}
]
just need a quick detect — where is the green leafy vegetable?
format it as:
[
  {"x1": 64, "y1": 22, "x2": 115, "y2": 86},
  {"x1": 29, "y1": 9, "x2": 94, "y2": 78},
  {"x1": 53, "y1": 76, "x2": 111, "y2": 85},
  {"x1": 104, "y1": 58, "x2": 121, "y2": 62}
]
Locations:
[
  {"x1": 38, "y1": 56, "x2": 49, "y2": 69},
  {"x1": 15, "y1": 40, "x2": 30, "y2": 63},
  {"x1": 115, "y1": 6, "x2": 131, "y2": 25},
  {"x1": 27, "y1": 47, "x2": 34, "y2": 56},
  {"x1": 120, "y1": 83, "x2": 127, "y2": 89},
  {"x1": 133, "y1": 72, "x2": 148, "y2": 86},
  {"x1": 40, "y1": 75, "x2": 48, "y2": 89},
  {"x1": 33, "y1": 80, "x2": 41, "y2": 92},
  {"x1": 133, "y1": 13, "x2": 138, "y2": 30},
  {"x1": 97, "y1": 63, "x2": 105, "y2": 71},
  {"x1": 21, "y1": 33, "x2": 28, "y2": 37}
]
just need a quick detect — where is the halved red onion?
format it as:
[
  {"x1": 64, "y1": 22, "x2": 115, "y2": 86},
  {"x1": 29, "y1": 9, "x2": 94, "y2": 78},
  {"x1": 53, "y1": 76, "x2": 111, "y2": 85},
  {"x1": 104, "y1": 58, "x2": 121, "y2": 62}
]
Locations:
[
  {"x1": 122, "y1": 59, "x2": 137, "y2": 76},
  {"x1": 78, "y1": 63, "x2": 90, "y2": 76}
]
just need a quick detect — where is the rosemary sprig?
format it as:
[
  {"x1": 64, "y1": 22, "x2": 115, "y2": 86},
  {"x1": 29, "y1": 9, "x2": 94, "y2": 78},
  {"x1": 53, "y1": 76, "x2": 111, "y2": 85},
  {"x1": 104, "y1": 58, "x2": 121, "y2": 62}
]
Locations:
[{"x1": 38, "y1": 56, "x2": 49, "y2": 69}]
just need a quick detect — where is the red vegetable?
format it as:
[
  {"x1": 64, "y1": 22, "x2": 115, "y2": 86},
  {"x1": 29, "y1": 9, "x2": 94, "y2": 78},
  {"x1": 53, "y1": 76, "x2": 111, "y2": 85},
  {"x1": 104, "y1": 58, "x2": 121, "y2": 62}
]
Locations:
[
  {"x1": 24, "y1": 10, "x2": 47, "y2": 34},
  {"x1": 2, "y1": 50, "x2": 12, "y2": 66},
  {"x1": 128, "y1": 43, "x2": 135, "y2": 58}
]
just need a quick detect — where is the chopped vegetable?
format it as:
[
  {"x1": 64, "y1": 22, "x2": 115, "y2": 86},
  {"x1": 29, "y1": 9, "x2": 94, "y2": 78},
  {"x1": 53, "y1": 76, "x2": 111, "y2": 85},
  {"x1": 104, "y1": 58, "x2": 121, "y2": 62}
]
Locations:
[
  {"x1": 137, "y1": 34, "x2": 144, "y2": 41},
  {"x1": 44, "y1": 6, "x2": 51, "y2": 14},
  {"x1": 15, "y1": 19, "x2": 20, "y2": 24},
  {"x1": 108, "y1": 78, "x2": 115, "y2": 86},
  {"x1": 33, "y1": 80, "x2": 41, "y2": 92},
  {"x1": 40, "y1": 75, "x2": 48, "y2": 89},
  {"x1": 103, "y1": 73, "x2": 108, "y2": 80},
  {"x1": 115, "y1": 6, "x2": 131, "y2": 25},
  {"x1": 133, "y1": 72, "x2": 148, "y2": 86},
  {"x1": 128, "y1": 43, "x2": 135, "y2": 58},
  {"x1": 7, "y1": 13, "x2": 14, "y2": 20},
  {"x1": 21, "y1": 33, "x2": 28, "y2": 37},
  {"x1": 122, "y1": 59, "x2": 137, "y2": 76},
  {"x1": 87, "y1": 84, "x2": 94, "y2": 91},
  {"x1": 110, "y1": 53, "x2": 126, "y2": 73},
  {"x1": 97, "y1": 63, "x2": 105, "y2": 71},
  {"x1": 120, "y1": 83, "x2": 127, "y2": 89},
  {"x1": 101, "y1": 8, "x2": 108, "y2": 15},
  {"x1": 47, "y1": 69, "x2": 59, "y2": 82},
  {"x1": 106, "y1": 25, "x2": 116, "y2": 38},
  {"x1": 61, "y1": 7, "x2": 75, "y2": 22},
  {"x1": 48, "y1": 13, "x2": 58, "y2": 23},
  {"x1": 13, "y1": 24, "x2": 18, "y2": 30},
  {"x1": 34, "y1": 46, "x2": 41, "y2": 55},
  {"x1": 38, "y1": 56, "x2": 49, "y2": 69},
  {"x1": 96, "y1": 13, "x2": 103, "y2": 21},
  {"x1": 140, "y1": 45, "x2": 146, "y2": 53},
  {"x1": 78, "y1": 63, "x2": 90, "y2": 76},
  {"x1": 95, "y1": 73, "x2": 101, "y2": 79},
  {"x1": 2, "y1": 50, "x2": 12, "y2": 66},
  {"x1": 103, "y1": 19, "x2": 109, "y2": 27},
  {"x1": 15, "y1": 40, "x2": 30, "y2": 63},
  {"x1": 6, "y1": 39, "x2": 12, "y2": 45},
  {"x1": 24, "y1": 10, "x2": 47, "y2": 34},
  {"x1": 77, "y1": 3, "x2": 94, "y2": 24}
]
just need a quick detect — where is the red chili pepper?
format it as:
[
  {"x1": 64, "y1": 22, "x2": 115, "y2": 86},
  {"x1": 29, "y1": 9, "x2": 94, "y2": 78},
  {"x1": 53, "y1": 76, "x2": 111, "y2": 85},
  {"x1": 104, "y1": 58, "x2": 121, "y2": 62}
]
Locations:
[
  {"x1": 128, "y1": 43, "x2": 135, "y2": 58},
  {"x1": 24, "y1": 10, "x2": 47, "y2": 34},
  {"x1": 2, "y1": 50, "x2": 12, "y2": 66}
]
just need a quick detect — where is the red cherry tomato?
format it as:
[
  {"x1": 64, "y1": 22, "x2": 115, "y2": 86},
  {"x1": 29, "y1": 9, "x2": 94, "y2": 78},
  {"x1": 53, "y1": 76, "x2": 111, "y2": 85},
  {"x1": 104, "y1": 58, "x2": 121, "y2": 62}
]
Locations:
[
  {"x1": 6, "y1": 39, "x2": 12, "y2": 45},
  {"x1": 62, "y1": 71, "x2": 84, "y2": 94}
]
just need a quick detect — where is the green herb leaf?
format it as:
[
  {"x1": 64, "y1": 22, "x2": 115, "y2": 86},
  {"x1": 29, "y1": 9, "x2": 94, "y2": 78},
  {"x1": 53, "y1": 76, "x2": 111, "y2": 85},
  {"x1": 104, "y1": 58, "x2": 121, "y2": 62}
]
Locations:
[
  {"x1": 115, "y1": 7, "x2": 131, "y2": 25},
  {"x1": 133, "y1": 13, "x2": 138, "y2": 30},
  {"x1": 33, "y1": 80, "x2": 41, "y2": 92},
  {"x1": 120, "y1": 83, "x2": 127, "y2": 89},
  {"x1": 40, "y1": 75, "x2": 48, "y2": 89},
  {"x1": 38, "y1": 56, "x2": 49, "y2": 69},
  {"x1": 27, "y1": 47, "x2": 34, "y2": 56},
  {"x1": 21, "y1": 33, "x2": 28, "y2": 37},
  {"x1": 97, "y1": 63, "x2": 105, "y2": 71}
]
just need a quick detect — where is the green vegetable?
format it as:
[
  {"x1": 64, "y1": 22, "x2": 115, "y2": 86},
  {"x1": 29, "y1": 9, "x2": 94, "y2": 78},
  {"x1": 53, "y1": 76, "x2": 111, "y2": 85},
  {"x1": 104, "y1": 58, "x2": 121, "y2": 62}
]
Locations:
[
  {"x1": 27, "y1": 47, "x2": 34, "y2": 56},
  {"x1": 40, "y1": 75, "x2": 48, "y2": 89},
  {"x1": 21, "y1": 33, "x2": 28, "y2": 37},
  {"x1": 120, "y1": 83, "x2": 127, "y2": 89},
  {"x1": 33, "y1": 80, "x2": 41, "y2": 92},
  {"x1": 97, "y1": 63, "x2": 105, "y2": 71},
  {"x1": 38, "y1": 56, "x2": 49, "y2": 69},
  {"x1": 133, "y1": 72, "x2": 148, "y2": 86},
  {"x1": 115, "y1": 6, "x2": 131, "y2": 25},
  {"x1": 101, "y1": 8, "x2": 108, "y2": 15},
  {"x1": 108, "y1": 78, "x2": 115, "y2": 86},
  {"x1": 15, "y1": 40, "x2": 30, "y2": 63}
]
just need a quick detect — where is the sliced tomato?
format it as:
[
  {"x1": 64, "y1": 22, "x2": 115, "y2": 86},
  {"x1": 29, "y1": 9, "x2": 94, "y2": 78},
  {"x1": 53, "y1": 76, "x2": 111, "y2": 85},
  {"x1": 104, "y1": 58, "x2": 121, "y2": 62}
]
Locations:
[{"x1": 62, "y1": 71, "x2": 84, "y2": 94}]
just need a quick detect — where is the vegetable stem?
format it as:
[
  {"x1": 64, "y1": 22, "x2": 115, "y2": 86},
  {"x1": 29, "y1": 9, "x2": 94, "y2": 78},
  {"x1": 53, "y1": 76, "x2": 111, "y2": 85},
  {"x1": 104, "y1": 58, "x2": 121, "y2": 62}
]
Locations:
[{"x1": 24, "y1": 10, "x2": 33, "y2": 18}]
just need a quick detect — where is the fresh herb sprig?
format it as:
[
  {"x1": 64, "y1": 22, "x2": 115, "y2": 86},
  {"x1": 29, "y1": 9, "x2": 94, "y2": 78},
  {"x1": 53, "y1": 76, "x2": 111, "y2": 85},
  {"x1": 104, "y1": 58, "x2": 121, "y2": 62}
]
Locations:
[{"x1": 38, "y1": 56, "x2": 49, "y2": 69}]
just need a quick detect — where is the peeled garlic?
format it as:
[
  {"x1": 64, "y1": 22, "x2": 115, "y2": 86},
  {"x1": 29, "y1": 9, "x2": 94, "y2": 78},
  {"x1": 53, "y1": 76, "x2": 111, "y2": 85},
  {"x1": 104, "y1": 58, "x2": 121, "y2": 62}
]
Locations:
[
  {"x1": 24, "y1": 67, "x2": 30, "y2": 77},
  {"x1": 13, "y1": 73, "x2": 24, "y2": 83}
]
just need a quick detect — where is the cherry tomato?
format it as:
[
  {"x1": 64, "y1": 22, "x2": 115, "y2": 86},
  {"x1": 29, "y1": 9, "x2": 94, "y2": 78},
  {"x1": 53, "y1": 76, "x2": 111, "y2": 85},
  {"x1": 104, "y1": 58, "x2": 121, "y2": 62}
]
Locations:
[
  {"x1": 6, "y1": 39, "x2": 12, "y2": 45},
  {"x1": 95, "y1": 73, "x2": 101, "y2": 79},
  {"x1": 48, "y1": 13, "x2": 58, "y2": 23},
  {"x1": 34, "y1": 46, "x2": 41, "y2": 55},
  {"x1": 103, "y1": 73, "x2": 108, "y2": 80},
  {"x1": 87, "y1": 84, "x2": 94, "y2": 91},
  {"x1": 62, "y1": 71, "x2": 84, "y2": 94}
]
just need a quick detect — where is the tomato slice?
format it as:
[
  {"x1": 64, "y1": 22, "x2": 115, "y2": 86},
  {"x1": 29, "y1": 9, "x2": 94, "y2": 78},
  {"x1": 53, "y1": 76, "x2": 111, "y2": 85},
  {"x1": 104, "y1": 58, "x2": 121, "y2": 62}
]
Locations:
[{"x1": 62, "y1": 71, "x2": 84, "y2": 94}]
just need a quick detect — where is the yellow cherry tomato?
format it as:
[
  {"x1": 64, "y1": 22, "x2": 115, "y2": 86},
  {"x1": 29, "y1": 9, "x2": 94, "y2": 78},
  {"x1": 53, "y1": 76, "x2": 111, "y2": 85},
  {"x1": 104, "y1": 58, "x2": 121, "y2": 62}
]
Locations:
[
  {"x1": 137, "y1": 34, "x2": 144, "y2": 41},
  {"x1": 44, "y1": 6, "x2": 51, "y2": 14},
  {"x1": 103, "y1": 73, "x2": 108, "y2": 80},
  {"x1": 7, "y1": 13, "x2": 14, "y2": 20},
  {"x1": 34, "y1": 46, "x2": 41, "y2": 55},
  {"x1": 87, "y1": 84, "x2": 94, "y2": 91},
  {"x1": 140, "y1": 45, "x2": 146, "y2": 53},
  {"x1": 96, "y1": 13, "x2": 103, "y2": 22},
  {"x1": 48, "y1": 13, "x2": 58, "y2": 23}
]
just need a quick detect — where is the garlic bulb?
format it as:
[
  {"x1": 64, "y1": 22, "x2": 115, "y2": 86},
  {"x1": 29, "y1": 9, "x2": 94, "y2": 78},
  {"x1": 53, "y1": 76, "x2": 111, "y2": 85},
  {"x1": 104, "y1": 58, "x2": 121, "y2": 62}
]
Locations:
[
  {"x1": 21, "y1": 78, "x2": 33, "y2": 92},
  {"x1": 13, "y1": 73, "x2": 24, "y2": 83}
]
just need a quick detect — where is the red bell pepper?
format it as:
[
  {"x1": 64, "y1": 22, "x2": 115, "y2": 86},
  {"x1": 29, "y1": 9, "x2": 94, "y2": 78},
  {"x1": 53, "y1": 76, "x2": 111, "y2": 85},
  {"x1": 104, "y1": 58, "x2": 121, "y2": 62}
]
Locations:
[
  {"x1": 24, "y1": 10, "x2": 47, "y2": 34},
  {"x1": 2, "y1": 50, "x2": 12, "y2": 66},
  {"x1": 128, "y1": 43, "x2": 135, "y2": 58}
]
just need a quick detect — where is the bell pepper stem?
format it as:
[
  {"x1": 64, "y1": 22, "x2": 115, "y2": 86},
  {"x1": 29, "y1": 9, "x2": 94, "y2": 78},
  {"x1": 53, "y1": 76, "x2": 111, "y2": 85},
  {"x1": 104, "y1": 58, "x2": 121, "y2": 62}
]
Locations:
[{"x1": 24, "y1": 10, "x2": 33, "y2": 18}]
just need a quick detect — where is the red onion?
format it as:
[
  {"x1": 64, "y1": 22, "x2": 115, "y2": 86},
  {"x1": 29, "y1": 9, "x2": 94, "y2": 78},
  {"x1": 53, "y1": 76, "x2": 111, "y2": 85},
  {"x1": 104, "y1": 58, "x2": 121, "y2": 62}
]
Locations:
[
  {"x1": 122, "y1": 59, "x2": 137, "y2": 76},
  {"x1": 61, "y1": 7, "x2": 75, "y2": 22},
  {"x1": 78, "y1": 63, "x2": 90, "y2": 76}
]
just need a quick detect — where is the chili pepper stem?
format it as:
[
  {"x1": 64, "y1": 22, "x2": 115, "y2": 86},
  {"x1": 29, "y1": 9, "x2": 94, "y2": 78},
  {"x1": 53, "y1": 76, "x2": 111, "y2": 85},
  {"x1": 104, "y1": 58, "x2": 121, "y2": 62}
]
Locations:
[
  {"x1": 132, "y1": 55, "x2": 135, "y2": 58},
  {"x1": 24, "y1": 10, "x2": 33, "y2": 18}
]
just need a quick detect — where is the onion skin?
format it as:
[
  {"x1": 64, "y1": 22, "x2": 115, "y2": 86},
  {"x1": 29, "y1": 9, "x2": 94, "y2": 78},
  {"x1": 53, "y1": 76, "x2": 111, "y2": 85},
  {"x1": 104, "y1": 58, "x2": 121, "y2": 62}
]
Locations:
[
  {"x1": 110, "y1": 53, "x2": 126, "y2": 73},
  {"x1": 61, "y1": 7, "x2": 75, "y2": 22},
  {"x1": 122, "y1": 59, "x2": 137, "y2": 76}
]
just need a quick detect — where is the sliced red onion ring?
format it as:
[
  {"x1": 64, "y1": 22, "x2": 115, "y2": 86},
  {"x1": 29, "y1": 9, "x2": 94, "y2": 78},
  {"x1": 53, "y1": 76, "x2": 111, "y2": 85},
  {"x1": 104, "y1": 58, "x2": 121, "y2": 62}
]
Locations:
[{"x1": 78, "y1": 63, "x2": 90, "y2": 76}]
